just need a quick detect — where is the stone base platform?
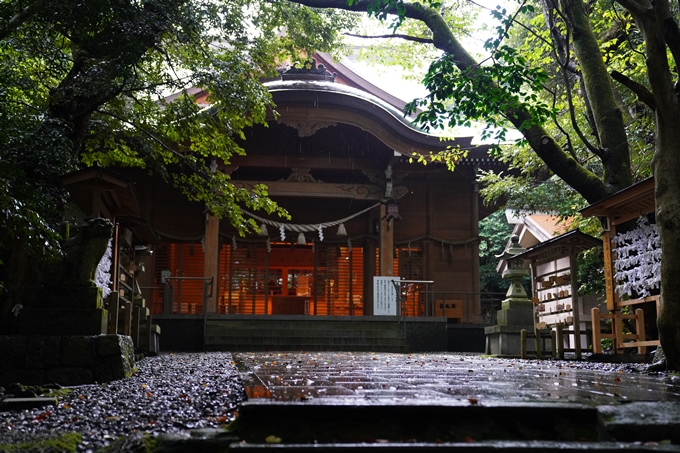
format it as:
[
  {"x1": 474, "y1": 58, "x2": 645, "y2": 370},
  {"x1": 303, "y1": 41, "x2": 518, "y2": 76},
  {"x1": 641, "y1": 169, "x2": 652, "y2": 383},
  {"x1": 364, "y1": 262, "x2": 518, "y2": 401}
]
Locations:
[
  {"x1": 484, "y1": 324, "x2": 552, "y2": 358},
  {"x1": 0, "y1": 334, "x2": 135, "y2": 386}
]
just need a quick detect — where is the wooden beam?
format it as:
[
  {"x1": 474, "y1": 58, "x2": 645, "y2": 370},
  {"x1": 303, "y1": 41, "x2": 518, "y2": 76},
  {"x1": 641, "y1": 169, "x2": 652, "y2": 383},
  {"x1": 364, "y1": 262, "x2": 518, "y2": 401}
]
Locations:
[{"x1": 233, "y1": 180, "x2": 408, "y2": 200}]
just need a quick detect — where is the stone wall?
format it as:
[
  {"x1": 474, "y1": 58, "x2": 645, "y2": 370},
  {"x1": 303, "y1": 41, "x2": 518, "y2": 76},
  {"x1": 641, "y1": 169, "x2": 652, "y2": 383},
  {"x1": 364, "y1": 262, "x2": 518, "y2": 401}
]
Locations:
[{"x1": 0, "y1": 334, "x2": 135, "y2": 386}]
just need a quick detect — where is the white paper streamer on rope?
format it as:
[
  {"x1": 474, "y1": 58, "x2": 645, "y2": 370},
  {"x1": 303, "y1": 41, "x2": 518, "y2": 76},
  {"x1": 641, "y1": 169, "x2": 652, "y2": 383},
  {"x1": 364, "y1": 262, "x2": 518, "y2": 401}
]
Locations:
[
  {"x1": 241, "y1": 202, "x2": 381, "y2": 240},
  {"x1": 612, "y1": 217, "x2": 661, "y2": 298},
  {"x1": 95, "y1": 238, "x2": 113, "y2": 298}
]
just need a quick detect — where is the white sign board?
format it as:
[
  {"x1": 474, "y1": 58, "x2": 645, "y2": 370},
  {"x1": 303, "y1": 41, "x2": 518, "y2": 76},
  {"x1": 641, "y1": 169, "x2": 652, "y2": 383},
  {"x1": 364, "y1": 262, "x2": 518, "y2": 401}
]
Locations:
[{"x1": 373, "y1": 276, "x2": 400, "y2": 316}]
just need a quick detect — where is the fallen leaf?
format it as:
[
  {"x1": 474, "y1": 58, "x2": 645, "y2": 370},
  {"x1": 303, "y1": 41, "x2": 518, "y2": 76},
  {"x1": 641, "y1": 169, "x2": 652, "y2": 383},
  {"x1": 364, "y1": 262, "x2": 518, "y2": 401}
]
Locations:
[
  {"x1": 464, "y1": 436, "x2": 476, "y2": 443},
  {"x1": 33, "y1": 411, "x2": 51, "y2": 422},
  {"x1": 265, "y1": 435, "x2": 282, "y2": 444},
  {"x1": 468, "y1": 398, "x2": 478, "y2": 405}
]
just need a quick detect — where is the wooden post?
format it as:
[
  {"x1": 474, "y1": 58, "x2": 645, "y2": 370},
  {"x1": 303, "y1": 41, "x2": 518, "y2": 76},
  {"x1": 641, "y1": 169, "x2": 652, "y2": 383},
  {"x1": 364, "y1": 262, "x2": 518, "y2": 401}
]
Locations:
[
  {"x1": 106, "y1": 293, "x2": 120, "y2": 335},
  {"x1": 204, "y1": 213, "x2": 220, "y2": 313},
  {"x1": 614, "y1": 311, "x2": 623, "y2": 353},
  {"x1": 145, "y1": 314, "x2": 153, "y2": 352},
  {"x1": 132, "y1": 306, "x2": 142, "y2": 347},
  {"x1": 520, "y1": 329, "x2": 527, "y2": 359},
  {"x1": 531, "y1": 261, "x2": 542, "y2": 359},
  {"x1": 551, "y1": 330, "x2": 557, "y2": 358},
  {"x1": 591, "y1": 307, "x2": 602, "y2": 354},
  {"x1": 557, "y1": 325, "x2": 564, "y2": 360},
  {"x1": 122, "y1": 301, "x2": 132, "y2": 336},
  {"x1": 264, "y1": 244, "x2": 269, "y2": 315},
  {"x1": 470, "y1": 178, "x2": 481, "y2": 322},
  {"x1": 602, "y1": 228, "x2": 616, "y2": 311},
  {"x1": 379, "y1": 204, "x2": 394, "y2": 277},
  {"x1": 568, "y1": 251, "x2": 582, "y2": 359},
  {"x1": 635, "y1": 308, "x2": 647, "y2": 354}
]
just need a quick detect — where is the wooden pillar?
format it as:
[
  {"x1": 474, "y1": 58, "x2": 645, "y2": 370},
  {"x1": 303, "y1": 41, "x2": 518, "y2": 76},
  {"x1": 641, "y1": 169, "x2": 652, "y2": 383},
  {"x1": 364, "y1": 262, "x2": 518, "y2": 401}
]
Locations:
[
  {"x1": 602, "y1": 227, "x2": 616, "y2": 311},
  {"x1": 471, "y1": 178, "x2": 481, "y2": 321},
  {"x1": 204, "y1": 213, "x2": 220, "y2": 313},
  {"x1": 379, "y1": 204, "x2": 394, "y2": 277},
  {"x1": 364, "y1": 240, "x2": 376, "y2": 315},
  {"x1": 591, "y1": 307, "x2": 602, "y2": 353},
  {"x1": 569, "y1": 250, "x2": 582, "y2": 359}
]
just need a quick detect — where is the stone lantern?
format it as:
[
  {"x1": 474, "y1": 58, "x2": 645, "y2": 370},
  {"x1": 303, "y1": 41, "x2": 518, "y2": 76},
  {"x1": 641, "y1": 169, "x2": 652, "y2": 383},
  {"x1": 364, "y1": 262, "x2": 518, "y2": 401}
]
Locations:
[
  {"x1": 484, "y1": 233, "x2": 535, "y2": 357},
  {"x1": 496, "y1": 234, "x2": 530, "y2": 303}
]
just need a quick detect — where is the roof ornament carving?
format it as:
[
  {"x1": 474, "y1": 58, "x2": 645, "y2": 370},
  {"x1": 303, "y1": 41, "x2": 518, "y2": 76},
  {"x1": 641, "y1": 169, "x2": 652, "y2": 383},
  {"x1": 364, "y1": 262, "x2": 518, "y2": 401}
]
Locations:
[
  {"x1": 279, "y1": 58, "x2": 337, "y2": 82},
  {"x1": 278, "y1": 119, "x2": 337, "y2": 137},
  {"x1": 285, "y1": 168, "x2": 318, "y2": 183}
]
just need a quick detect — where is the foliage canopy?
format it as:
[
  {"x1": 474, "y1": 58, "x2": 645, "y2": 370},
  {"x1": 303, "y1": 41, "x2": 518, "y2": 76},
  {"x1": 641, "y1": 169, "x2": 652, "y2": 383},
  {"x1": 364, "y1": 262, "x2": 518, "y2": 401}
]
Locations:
[{"x1": 0, "y1": 0, "x2": 355, "y2": 327}]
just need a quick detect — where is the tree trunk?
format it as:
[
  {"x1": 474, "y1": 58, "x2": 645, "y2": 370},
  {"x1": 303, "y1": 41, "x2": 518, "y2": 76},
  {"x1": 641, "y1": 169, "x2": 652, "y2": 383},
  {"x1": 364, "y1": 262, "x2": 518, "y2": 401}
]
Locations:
[
  {"x1": 619, "y1": 0, "x2": 680, "y2": 369},
  {"x1": 560, "y1": 0, "x2": 633, "y2": 191},
  {"x1": 654, "y1": 108, "x2": 680, "y2": 370}
]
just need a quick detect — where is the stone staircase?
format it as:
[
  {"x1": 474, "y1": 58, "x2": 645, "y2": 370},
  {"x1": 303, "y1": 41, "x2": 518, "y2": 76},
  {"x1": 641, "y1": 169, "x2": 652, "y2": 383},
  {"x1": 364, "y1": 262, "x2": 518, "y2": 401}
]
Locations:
[{"x1": 204, "y1": 317, "x2": 409, "y2": 352}]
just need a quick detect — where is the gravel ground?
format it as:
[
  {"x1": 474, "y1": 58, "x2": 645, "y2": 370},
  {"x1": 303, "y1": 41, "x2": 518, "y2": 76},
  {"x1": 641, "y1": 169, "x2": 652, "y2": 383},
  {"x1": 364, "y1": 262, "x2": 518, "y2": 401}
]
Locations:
[
  {"x1": 0, "y1": 351, "x2": 669, "y2": 452},
  {"x1": 0, "y1": 352, "x2": 245, "y2": 452}
]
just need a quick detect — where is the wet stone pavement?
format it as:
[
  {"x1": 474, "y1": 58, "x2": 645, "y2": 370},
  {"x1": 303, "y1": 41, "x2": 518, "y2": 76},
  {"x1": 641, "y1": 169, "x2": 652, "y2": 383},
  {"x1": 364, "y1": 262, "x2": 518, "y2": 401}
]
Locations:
[{"x1": 235, "y1": 351, "x2": 680, "y2": 405}]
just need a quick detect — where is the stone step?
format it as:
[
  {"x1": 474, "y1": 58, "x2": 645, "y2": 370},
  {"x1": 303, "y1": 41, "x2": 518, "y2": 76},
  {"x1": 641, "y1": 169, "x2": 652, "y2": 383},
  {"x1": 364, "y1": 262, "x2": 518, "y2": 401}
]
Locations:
[
  {"x1": 227, "y1": 401, "x2": 680, "y2": 448},
  {"x1": 205, "y1": 335, "x2": 407, "y2": 346},
  {"x1": 105, "y1": 401, "x2": 680, "y2": 452},
  {"x1": 207, "y1": 315, "x2": 401, "y2": 328},
  {"x1": 203, "y1": 319, "x2": 409, "y2": 352},
  {"x1": 205, "y1": 327, "x2": 404, "y2": 339},
  {"x1": 205, "y1": 343, "x2": 409, "y2": 353},
  {"x1": 141, "y1": 429, "x2": 680, "y2": 453}
]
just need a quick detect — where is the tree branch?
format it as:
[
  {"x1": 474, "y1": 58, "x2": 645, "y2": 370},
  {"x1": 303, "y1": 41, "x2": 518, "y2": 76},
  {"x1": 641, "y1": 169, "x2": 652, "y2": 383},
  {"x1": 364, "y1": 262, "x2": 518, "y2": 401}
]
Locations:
[
  {"x1": 94, "y1": 108, "x2": 207, "y2": 178},
  {"x1": 288, "y1": 0, "x2": 612, "y2": 201},
  {"x1": 610, "y1": 70, "x2": 656, "y2": 110},
  {"x1": 0, "y1": 0, "x2": 50, "y2": 40},
  {"x1": 614, "y1": 0, "x2": 650, "y2": 17},
  {"x1": 344, "y1": 32, "x2": 433, "y2": 44},
  {"x1": 653, "y1": 0, "x2": 680, "y2": 77},
  {"x1": 561, "y1": 66, "x2": 604, "y2": 157}
]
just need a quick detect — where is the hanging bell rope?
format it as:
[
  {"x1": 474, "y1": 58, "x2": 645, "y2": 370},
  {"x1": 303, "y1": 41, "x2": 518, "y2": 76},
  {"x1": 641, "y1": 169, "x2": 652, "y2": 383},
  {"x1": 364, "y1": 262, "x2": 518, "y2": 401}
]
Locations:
[{"x1": 241, "y1": 202, "x2": 380, "y2": 238}]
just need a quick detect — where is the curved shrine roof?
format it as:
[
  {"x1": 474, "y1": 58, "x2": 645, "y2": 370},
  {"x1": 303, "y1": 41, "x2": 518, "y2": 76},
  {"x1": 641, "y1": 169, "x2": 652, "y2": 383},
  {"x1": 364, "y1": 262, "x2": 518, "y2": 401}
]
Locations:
[{"x1": 264, "y1": 79, "x2": 492, "y2": 162}]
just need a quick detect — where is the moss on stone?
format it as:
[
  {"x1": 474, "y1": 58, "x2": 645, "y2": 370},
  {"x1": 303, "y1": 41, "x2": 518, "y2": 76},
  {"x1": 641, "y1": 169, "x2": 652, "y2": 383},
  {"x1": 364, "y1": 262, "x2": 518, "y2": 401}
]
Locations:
[{"x1": 0, "y1": 432, "x2": 82, "y2": 452}]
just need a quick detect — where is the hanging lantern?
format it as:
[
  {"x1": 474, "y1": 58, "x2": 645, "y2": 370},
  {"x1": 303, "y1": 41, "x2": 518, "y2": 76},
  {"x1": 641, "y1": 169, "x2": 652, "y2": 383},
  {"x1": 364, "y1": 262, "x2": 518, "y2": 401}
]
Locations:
[
  {"x1": 381, "y1": 198, "x2": 402, "y2": 221},
  {"x1": 259, "y1": 223, "x2": 268, "y2": 236},
  {"x1": 297, "y1": 232, "x2": 307, "y2": 245},
  {"x1": 337, "y1": 223, "x2": 347, "y2": 236}
]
